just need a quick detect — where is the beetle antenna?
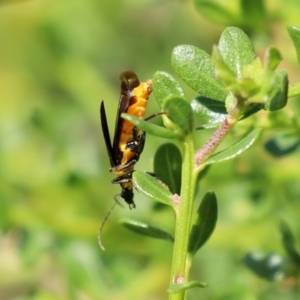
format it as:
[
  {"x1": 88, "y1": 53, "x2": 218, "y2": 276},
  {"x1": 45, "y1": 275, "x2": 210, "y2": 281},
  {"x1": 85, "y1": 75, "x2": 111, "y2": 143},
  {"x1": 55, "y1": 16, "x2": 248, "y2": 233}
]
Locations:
[{"x1": 98, "y1": 197, "x2": 122, "y2": 251}]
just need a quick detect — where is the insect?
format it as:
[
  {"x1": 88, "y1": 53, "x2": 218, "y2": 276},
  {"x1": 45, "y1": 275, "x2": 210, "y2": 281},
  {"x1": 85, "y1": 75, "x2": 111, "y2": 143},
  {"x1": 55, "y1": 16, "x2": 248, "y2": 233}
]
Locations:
[{"x1": 100, "y1": 70, "x2": 153, "y2": 209}]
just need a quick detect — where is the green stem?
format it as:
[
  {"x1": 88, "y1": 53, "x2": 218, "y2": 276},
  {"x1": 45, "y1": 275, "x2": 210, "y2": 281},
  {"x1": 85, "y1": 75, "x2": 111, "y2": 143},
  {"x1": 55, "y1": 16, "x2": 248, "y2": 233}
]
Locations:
[
  {"x1": 169, "y1": 133, "x2": 195, "y2": 300},
  {"x1": 194, "y1": 100, "x2": 242, "y2": 172},
  {"x1": 168, "y1": 101, "x2": 243, "y2": 299}
]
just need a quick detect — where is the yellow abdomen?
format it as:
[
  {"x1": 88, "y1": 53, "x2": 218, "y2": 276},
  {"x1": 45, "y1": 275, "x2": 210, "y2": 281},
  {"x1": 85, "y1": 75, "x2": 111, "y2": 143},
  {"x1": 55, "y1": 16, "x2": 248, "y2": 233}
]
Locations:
[{"x1": 118, "y1": 80, "x2": 152, "y2": 164}]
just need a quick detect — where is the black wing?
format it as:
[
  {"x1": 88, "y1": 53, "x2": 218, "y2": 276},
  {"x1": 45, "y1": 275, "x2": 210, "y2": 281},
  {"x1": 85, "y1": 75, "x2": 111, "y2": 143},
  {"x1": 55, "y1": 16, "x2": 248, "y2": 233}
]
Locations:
[
  {"x1": 100, "y1": 101, "x2": 115, "y2": 167},
  {"x1": 112, "y1": 71, "x2": 140, "y2": 160}
]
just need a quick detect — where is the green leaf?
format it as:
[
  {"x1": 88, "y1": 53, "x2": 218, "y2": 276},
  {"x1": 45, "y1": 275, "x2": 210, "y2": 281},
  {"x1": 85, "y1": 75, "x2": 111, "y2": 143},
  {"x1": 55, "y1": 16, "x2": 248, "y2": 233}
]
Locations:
[
  {"x1": 218, "y1": 27, "x2": 256, "y2": 77},
  {"x1": 154, "y1": 143, "x2": 182, "y2": 195},
  {"x1": 204, "y1": 128, "x2": 262, "y2": 166},
  {"x1": 194, "y1": 0, "x2": 238, "y2": 25},
  {"x1": 280, "y1": 220, "x2": 300, "y2": 266},
  {"x1": 153, "y1": 71, "x2": 185, "y2": 108},
  {"x1": 244, "y1": 251, "x2": 286, "y2": 281},
  {"x1": 171, "y1": 45, "x2": 227, "y2": 101},
  {"x1": 168, "y1": 280, "x2": 208, "y2": 293},
  {"x1": 120, "y1": 219, "x2": 174, "y2": 242},
  {"x1": 193, "y1": 96, "x2": 227, "y2": 114},
  {"x1": 132, "y1": 171, "x2": 174, "y2": 208},
  {"x1": 264, "y1": 47, "x2": 282, "y2": 72},
  {"x1": 212, "y1": 46, "x2": 237, "y2": 86},
  {"x1": 240, "y1": 103, "x2": 263, "y2": 120},
  {"x1": 287, "y1": 25, "x2": 300, "y2": 64},
  {"x1": 121, "y1": 113, "x2": 181, "y2": 140},
  {"x1": 188, "y1": 191, "x2": 218, "y2": 255},
  {"x1": 192, "y1": 96, "x2": 227, "y2": 129},
  {"x1": 163, "y1": 95, "x2": 194, "y2": 135},
  {"x1": 238, "y1": 58, "x2": 264, "y2": 99},
  {"x1": 264, "y1": 70, "x2": 288, "y2": 111}
]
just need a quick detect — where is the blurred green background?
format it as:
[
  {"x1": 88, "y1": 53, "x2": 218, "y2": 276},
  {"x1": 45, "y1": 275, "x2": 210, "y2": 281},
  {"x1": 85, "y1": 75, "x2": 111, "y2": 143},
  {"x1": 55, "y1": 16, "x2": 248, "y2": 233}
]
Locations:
[{"x1": 1, "y1": 0, "x2": 300, "y2": 299}]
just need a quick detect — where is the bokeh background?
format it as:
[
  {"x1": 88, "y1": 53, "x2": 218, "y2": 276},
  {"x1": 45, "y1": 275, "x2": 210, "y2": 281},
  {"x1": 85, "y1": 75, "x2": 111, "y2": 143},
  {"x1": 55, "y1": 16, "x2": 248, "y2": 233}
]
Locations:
[{"x1": 1, "y1": 0, "x2": 300, "y2": 299}]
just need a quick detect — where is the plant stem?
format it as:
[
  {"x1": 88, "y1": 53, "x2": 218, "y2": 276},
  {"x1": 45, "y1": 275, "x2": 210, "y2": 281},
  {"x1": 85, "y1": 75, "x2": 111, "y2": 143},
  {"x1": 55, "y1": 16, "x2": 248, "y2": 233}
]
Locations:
[
  {"x1": 194, "y1": 101, "x2": 242, "y2": 171},
  {"x1": 169, "y1": 133, "x2": 195, "y2": 300},
  {"x1": 168, "y1": 102, "x2": 243, "y2": 299}
]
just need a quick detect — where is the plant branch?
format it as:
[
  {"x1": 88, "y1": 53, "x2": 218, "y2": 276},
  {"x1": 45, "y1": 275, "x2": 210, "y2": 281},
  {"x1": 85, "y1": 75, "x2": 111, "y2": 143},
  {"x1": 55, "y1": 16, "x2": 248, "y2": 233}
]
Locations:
[
  {"x1": 169, "y1": 133, "x2": 195, "y2": 300},
  {"x1": 194, "y1": 100, "x2": 243, "y2": 171}
]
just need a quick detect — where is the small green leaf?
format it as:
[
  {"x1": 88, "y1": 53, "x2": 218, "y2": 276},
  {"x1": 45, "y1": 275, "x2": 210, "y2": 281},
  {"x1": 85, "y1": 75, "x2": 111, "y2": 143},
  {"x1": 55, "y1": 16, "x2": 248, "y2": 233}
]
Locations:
[
  {"x1": 120, "y1": 219, "x2": 174, "y2": 242},
  {"x1": 244, "y1": 251, "x2": 286, "y2": 281},
  {"x1": 193, "y1": 96, "x2": 227, "y2": 114},
  {"x1": 121, "y1": 113, "x2": 181, "y2": 140},
  {"x1": 171, "y1": 45, "x2": 227, "y2": 101},
  {"x1": 264, "y1": 70, "x2": 288, "y2": 111},
  {"x1": 240, "y1": 103, "x2": 263, "y2": 120},
  {"x1": 189, "y1": 191, "x2": 218, "y2": 255},
  {"x1": 194, "y1": 0, "x2": 238, "y2": 25},
  {"x1": 163, "y1": 95, "x2": 194, "y2": 135},
  {"x1": 204, "y1": 128, "x2": 262, "y2": 166},
  {"x1": 154, "y1": 143, "x2": 182, "y2": 195},
  {"x1": 212, "y1": 46, "x2": 237, "y2": 86},
  {"x1": 153, "y1": 71, "x2": 185, "y2": 108},
  {"x1": 168, "y1": 280, "x2": 208, "y2": 293},
  {"x1": 264, "y1": 47, "x2": 282, "y2": 72},
  {"x1": 218, "y1": 27, "x2": 256, "y2": 77},
  {"x1": 287, "y1": 25, "x2": 300, "y2": 64},
  {"x1": 265, "y1": 134, "x2": 300, "y2": 157},
  {"x1": 239, "y1": 58, "x2": 264, "y2": 99},
  {"x1": 192, "y1": 96, "x2": 227, "y2": 129},
  {"x1": 241, "y1": 58, "x2": 264, "y2": 78},
  {"x1": 133, "y1": 171, "x2": 174, "y2": 208},
  {"x1": 280, "y1": 220, "x2": 300, "y2": 266}
]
